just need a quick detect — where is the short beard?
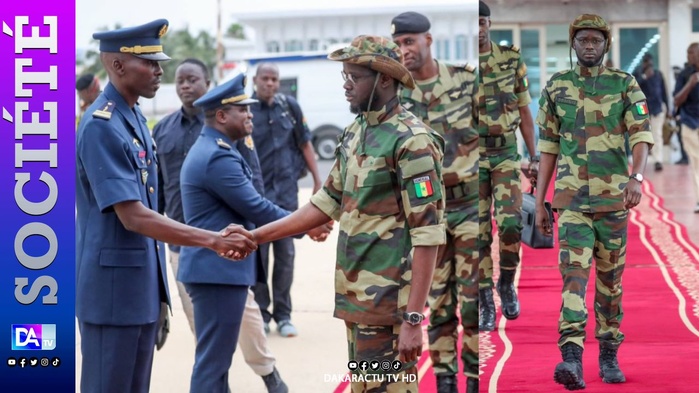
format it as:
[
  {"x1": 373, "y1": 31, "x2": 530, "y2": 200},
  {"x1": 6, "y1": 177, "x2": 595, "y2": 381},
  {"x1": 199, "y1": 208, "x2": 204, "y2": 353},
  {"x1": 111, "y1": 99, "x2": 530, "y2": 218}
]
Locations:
[
  {"x1": 350, "y1": 99, "x2": 369, "y2": 115},
  {"x1": 578, "y1": 55, "x2": 603, "y2": 68}
]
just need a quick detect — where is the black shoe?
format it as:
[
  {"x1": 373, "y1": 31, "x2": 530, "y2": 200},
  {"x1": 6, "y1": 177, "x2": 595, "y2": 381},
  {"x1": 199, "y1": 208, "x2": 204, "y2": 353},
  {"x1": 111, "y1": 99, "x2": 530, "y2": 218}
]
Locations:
[
  {"x1": 466, "y1": 377, "x2": 479, "y2": 393},
  {"x1": 554, "y1": 343, "x2": 586, "y2": 390},
  {"x1": 599, "y1": 341, "x2": 625, "y2": 384},
  {"x1": 436, "y1": 374, "x2": 457, "y2": 393},
  {"x1": 262, "y1": 367, "x2": 288, "y2": 393},
  {"x1": 676, "y1": 158, "x2": 689, "y2": 165},
  {"x1": 655, "y1": 162, "x2": 663, "y2": 171},
  {"x1": 497, "y1": 270, "x2": 520, "y2": 320},
  {"x1": 479, "y1": 288, "x2": 495, "y2": 331}
]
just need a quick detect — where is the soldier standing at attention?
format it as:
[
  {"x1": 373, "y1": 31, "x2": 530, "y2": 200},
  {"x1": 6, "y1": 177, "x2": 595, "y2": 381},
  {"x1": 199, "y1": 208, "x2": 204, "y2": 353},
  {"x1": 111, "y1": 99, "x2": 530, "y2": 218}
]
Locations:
[
  {"x1": 249, "y1": 35, "x2": 446, "y2": 393},
  {"x1": 75, "y1": 20, "x2": 256, "y2": 393},
  {"x1": 535, "y1": 14, "x2": 652, "y2": 390},
  {"x1": 477, "y1": 0, "x2": 538, "y2": 331},
  {"x1": 391, "y1": 11, "x2": 479, "y2": 393}
]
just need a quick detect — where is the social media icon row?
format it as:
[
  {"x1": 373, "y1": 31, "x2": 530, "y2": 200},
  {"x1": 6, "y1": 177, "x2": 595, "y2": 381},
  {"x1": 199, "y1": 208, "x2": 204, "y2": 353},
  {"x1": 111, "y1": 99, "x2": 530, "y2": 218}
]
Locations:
[
  {"x1": 7, "y1": 357, "x2": 60, "y2": 368},
  {"x1": 348, "y1": 359, "x2": 401, "y2": 372}
]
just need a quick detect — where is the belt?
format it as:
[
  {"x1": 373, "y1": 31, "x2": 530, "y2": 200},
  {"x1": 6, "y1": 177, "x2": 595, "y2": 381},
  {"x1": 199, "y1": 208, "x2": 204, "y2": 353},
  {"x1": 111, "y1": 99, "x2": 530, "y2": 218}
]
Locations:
[
  {"x1": 444, "y1": 182, "x2": 469, "y2": 201},
  {"x1": 478, "y1": 133, "x2": 516, "y2": 148}
]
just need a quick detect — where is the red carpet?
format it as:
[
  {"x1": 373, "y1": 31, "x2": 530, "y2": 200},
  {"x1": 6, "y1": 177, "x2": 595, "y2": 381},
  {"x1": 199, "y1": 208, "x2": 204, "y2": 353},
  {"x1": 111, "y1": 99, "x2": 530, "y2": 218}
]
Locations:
[
  {"x1": 334, "y1": 180, "x2": 699, "y2": 393},
  {"x1": 480, "y1": 180, "x2": 699, "y2": 392}
]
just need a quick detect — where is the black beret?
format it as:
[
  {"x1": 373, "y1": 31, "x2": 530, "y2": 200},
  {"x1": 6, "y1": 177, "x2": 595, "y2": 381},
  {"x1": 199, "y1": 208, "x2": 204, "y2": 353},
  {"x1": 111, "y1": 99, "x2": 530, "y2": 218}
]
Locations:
[
  {"x1": 480, "y1": 1, "x2": 491, "y2": 17},
  {"x1": 391, "y1": 11, "x2": 431, "y2": 36},
  {"x1": 75, "y1": 74, "x2": 94, "y2": 91}
]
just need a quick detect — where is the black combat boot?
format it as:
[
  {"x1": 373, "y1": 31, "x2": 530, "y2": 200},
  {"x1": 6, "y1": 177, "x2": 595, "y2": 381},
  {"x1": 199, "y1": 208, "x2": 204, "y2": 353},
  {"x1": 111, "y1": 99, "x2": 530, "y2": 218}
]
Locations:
[
  {"x1": 554, "y1": 343, "x2": 585, "y2": 390},
  {"x1": 466, "y1": 377, "x2": 478, "y2": 393},
  {"x1": 479, "y1": 288, "x2": 495, "y2": 331},
  {"x1": 599, "y1": 341, "x2": 626, "y2": 383},
  {"x1": 496, "y1": 269, "x2": 520, "y2": 319},
  {"x1": 436, "y1": 374, "x2": 457, "y2": 393}
]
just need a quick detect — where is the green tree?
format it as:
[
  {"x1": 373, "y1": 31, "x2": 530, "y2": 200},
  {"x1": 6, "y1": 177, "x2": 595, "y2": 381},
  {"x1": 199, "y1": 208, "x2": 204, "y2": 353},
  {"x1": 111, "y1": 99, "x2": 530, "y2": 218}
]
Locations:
[
  {"x1": 159, "y1": 28, "x2": 218, "y2": 83},
  {"x1": 76, "y1": 24, "x2": 122, "y2": 80},
  {"x1": 226, "y1": 23, "x2": 245, "y2": 39},
  {"x1": 77, "y1": 25, "x2": 218, "y2": 84}
]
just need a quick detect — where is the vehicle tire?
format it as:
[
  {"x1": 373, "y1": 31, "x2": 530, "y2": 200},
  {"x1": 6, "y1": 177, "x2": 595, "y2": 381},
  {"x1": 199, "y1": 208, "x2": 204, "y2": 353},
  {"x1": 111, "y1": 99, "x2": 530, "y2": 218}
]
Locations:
[{"x1": 313, "y1": 126, "x2": 342, "y2": 160}]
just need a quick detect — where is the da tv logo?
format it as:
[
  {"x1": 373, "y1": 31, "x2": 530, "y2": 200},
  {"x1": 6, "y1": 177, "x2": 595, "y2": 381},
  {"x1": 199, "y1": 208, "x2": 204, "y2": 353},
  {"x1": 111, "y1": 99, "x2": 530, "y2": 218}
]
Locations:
[{"x1": 11, "y1": 324, "x2": 56, "y2": 350}]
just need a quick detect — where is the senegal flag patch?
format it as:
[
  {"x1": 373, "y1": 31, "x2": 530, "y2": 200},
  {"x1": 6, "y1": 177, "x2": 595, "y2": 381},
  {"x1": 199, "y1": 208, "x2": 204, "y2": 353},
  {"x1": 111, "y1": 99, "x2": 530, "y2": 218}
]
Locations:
[
  {"x1": 635, "y1": 101, "x2": 649, "y2": 116},
  {"x1": 413, "y1": 176, "x2": 434, "y2": 198}
]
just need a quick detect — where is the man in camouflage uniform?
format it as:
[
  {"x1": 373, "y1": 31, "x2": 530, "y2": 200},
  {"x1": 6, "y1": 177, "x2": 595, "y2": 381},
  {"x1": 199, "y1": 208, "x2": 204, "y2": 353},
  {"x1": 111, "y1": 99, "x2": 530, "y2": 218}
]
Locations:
[
  {"x1": 477, "y1": 0, "x2": 539, "y2": 331},
  {"x1": 391, "y1": 11, "x2": 479, "y2": 393},
  {"x1": 249, "y1": 35, "x2": 446, "y2": 393},
  {"x1": 534, "y1": 14, "x2": 653, "y2": 391}
]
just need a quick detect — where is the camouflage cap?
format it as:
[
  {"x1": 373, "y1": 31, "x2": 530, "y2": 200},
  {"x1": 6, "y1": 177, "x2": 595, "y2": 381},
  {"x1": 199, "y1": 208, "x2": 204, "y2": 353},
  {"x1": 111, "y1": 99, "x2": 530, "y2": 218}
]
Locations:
[
  {"x1": 570, "y1": 14, "x2": 611, "y2": 53},
  {"x1": 328, "y1": 35, "x2": 415, "y2": 89}
]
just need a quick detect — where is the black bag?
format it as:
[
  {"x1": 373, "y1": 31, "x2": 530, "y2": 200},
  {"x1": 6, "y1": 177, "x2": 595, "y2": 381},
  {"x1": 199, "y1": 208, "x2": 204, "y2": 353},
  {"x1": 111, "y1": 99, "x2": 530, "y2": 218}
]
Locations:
[
  {"x1": 521, "y1": 189, "x2": 555, "y2": 249},
  {"x1": 276, "y1": 93, "x2": 308, "y2": 179}
]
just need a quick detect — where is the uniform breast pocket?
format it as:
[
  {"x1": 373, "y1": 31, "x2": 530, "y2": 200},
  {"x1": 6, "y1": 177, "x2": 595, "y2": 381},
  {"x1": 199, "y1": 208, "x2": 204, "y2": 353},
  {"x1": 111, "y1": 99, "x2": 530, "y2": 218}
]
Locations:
[
  {"x1": 131, "y1": 150, "x2": 147, "y2": 169},
  {"x1": 484, "y1": 76, "x2": 518, "y2": 125},
  {"x1": 356, "y1": 167, "x2": 400, "y2": 217},
  {"x1": 555, "y1": 103, "x2": 578, "y2": 140}
]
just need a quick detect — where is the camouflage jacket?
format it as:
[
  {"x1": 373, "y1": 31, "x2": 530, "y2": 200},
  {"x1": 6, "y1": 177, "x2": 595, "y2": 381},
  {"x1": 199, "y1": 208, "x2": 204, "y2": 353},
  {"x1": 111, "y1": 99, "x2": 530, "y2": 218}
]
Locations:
[
  {"x1": 310, "y1": 97, "x2": 446, "y2": 325},
  {"x1": 398, "y1": 60, "x2": 478, "y2": 188},
  {"x1": 537, "y1": 64, "x2": 654, "y2": 213},
  {"x1": 478, "y1": 41, "x2": 531, "y2": 137}
]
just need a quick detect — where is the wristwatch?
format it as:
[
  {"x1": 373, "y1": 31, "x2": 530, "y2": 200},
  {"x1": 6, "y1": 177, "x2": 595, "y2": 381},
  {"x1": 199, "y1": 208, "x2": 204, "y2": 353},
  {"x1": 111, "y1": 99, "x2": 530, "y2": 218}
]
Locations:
[
  {"x1": 403, "y1": 312, "x2": 425, "y2": 326},
  {"x1": 629, "y1": 173, "x2": 644, "y2": 183},
  {"x1": 529, "y1": 155, "x2": 540, "y2": 163}
]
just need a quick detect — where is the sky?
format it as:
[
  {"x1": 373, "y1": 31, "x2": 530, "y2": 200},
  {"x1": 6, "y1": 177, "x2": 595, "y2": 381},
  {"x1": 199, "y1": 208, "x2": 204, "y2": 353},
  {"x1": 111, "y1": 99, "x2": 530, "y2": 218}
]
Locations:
[{"x1": 76, "y1": 0, "x2": 473, "y2": 49}]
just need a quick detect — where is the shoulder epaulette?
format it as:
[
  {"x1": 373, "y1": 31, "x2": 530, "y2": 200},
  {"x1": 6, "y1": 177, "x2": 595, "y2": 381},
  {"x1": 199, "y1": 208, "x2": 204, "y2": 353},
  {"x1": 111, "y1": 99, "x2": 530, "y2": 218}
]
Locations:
[
  {"x1": 464, "y1": 63, "x2": 476, "y2": 73},
  {"x1": 216, "y1": 138, "x2": 231, "y2": 150},
  {"x1": 92, "y1": 101, "x2": 115, "y2": 120},
  {"x1": 503, "y1": 44, "x2": 520, "y2": 53}
]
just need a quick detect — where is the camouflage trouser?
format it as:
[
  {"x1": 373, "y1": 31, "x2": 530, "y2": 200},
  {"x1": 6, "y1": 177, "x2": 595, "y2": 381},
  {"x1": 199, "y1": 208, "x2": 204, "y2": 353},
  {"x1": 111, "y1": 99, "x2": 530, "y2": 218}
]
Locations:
[
  {"x1": 345, "y1": 322, "x2": 418, "y2": 393},
  {"x1": 478, "y1": 149, "x2": 523, "y2": 288},
  {"x1": 427, "y1": 177, "x2": 479, "y2": 378},
  {"x1": 557, "y1": 209, "x2": 628, "y2": 349}
]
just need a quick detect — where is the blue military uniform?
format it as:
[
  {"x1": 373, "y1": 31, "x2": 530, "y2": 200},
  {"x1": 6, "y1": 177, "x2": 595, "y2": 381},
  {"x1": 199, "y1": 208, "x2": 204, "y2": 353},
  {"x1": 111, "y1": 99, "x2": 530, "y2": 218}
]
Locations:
[
  {"x1": 75, "y1": 19, "x2": 171, "y2": 393},
  {"x1": 178, "y1": 74, "x2": 290, "y2": 393}
]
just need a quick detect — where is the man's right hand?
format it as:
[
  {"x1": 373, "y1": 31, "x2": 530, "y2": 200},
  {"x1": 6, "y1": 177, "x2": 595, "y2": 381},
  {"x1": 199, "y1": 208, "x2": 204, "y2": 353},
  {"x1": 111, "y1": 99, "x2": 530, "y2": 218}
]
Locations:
[
  {"x1": 535, "y1": 205, "x2": 553, "y2": 236},
  {"x1": 215, "y1": 224, "x2": 257, "y2": 260}
]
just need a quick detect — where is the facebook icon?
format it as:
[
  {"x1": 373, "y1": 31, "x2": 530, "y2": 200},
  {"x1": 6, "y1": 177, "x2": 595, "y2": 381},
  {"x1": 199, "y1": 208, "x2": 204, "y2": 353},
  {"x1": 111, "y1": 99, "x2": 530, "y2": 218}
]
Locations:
[{"x1": 11, "y1": 324, "x2": 56, "y2": 350}]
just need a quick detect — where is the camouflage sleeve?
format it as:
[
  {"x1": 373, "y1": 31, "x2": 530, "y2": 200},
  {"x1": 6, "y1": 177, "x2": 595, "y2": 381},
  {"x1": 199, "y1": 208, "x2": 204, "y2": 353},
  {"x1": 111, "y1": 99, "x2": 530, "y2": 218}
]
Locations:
[
  {"x1": 395, "y1": 133, "x2": 446, "y2": 247},
  {"x1": 536, "y1": 87, "x2": 560, "y2": 155},
  {"x1": 514, "y1": 55, "x2": 532, "y2": 107},
  {"x1": 624, "y1": 76, "x2": 655, "y2": 150},
  {"x1": 310, "y1": 157, "x2": 343, "y2": 221}
]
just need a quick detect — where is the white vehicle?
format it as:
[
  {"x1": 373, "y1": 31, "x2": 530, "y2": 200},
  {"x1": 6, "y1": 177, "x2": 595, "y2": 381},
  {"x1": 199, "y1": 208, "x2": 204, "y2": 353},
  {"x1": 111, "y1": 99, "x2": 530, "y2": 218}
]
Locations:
[{"x1": 244, "y1": 52, "x2": 355, "y2": 160}]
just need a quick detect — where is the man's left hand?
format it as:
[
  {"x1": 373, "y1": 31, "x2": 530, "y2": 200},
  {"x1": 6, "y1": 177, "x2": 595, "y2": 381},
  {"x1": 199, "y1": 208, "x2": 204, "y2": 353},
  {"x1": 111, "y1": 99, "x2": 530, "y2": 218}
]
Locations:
[
  {"x1": 624, "y1": 178, "x2": 642, "y2": 209},
  {"x1": 397, "y1": 323, "x2": 423, "y2": 366}
]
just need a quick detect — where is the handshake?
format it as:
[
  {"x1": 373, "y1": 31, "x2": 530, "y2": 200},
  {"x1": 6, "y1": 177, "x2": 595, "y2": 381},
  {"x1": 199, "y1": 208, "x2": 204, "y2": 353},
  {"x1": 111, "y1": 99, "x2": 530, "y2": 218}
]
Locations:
[{"x1": 212, "y1": 221, "x2": 335, "y2": 260}]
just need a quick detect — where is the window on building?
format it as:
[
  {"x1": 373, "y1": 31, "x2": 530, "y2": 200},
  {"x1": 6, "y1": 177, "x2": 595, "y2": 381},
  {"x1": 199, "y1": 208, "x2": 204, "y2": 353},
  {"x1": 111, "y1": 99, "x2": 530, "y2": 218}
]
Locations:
[
  {"x1": 285, "y1": 39, "x2": 303, "y2": 52},
  {"x1": 309, "y1": 39, "x2": 319, "y2": 51},
  {"x1": 455, "y1": 34, "x2": 467, "y2": 60},
  {"x1": 693, "y1": 8, "x2": 699, "y2": 32},
  {"x1": 437, "y1": 38, "x2": 451, "y2": 60},
  {"x1": 266, "y1": 41, "x2": 280, "y2": 53}
]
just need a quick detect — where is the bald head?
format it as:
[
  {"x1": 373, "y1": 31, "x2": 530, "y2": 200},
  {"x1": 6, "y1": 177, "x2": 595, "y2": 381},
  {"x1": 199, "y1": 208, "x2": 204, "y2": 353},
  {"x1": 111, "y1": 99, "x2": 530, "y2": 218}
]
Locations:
[
  {"x1": 253, "y1": 62, "x2": 280, "y2": 104},
  {"x1": 256, "y1": 62, "x2": 279, "y2": 76}
]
